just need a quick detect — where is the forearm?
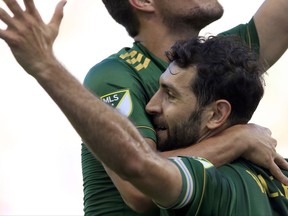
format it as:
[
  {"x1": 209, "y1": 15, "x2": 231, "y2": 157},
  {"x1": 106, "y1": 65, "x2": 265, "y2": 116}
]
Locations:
[{"x1": 161, "y1": 125, "x2": 248, "y2": 167}]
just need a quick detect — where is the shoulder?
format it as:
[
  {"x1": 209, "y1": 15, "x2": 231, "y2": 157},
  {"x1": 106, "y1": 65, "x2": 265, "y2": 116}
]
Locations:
[
  {"x1": 218, "y1": 18, "x2": 256, "y2": 36},
  {"x1": 218, "y1": 18, "x2": 260, "y2": 54},
  {"x1": 84, "y1": 55, "x2": 132, "y2": 84},
  {"x1": 83, "y1": 52, "x2": 142, "y2": 95},
  {"x1": 84, "y1": 43, "x2": 157, "y2": 88}
]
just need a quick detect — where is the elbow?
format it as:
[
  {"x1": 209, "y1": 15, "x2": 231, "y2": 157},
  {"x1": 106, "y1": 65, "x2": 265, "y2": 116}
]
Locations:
[
  {"x1": 116, "y1": 158, "x2": 158, "y2": 213},
  {"x1": 124, "y1": 194, "x2": 157, "y2": 213},
  {"x1": 118, "y1": 160, "x2": 145, "y2": 181},
  {"x1": 116, "y1": 152, "x2": 147, "y2": 180}
]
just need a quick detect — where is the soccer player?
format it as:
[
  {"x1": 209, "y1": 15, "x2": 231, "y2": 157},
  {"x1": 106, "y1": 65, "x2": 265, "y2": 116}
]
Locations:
[
  {"x1": 82, "y1": 0, "x2": 288, "y2": 214},
  {"x1": 0, "y1": 0, "x2": 287, "y2": 215},
  {"x1": 141, "y1": 35, "x2": 288, "y2": 215},
  {"x1": 1, "y1": 4, "x2": 288, "y2": 212}
]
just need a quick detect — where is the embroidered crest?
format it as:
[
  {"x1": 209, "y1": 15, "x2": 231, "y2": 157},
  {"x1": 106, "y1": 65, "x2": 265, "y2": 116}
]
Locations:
[{"x1": 101, "y1": 89, "x2": 133, "y2": 117}]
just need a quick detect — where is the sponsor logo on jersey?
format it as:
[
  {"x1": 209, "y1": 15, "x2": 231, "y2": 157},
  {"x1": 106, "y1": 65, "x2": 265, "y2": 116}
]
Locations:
[{"x1": 101, "y1": 89, "x2": 132, "y2": 117}]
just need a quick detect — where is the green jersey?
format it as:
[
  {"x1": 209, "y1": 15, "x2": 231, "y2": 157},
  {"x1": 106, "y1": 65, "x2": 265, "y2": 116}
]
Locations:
[
  {"x1": 81, "y1": 19, "x2": 260, "y2": 216},
  {"x1": 165, "y1": 157, "x2": 288, "y2": 216}
]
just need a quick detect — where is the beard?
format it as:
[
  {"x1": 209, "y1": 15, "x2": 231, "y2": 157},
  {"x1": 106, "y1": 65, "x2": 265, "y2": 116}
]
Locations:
[
  {"x1": 157, "y1": 108, "x2": 203, "y2": 151},
  {"x1": 160, "y1": 3, "x2": 224, "y2": 32}
]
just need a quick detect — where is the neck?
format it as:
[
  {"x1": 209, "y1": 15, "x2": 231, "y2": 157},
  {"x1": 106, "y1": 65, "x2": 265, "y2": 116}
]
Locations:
[
  {"x1": 197, "y1": 123, "x2": 231, "y2": 144},
  {"x1": 134, "y1": 23, "x2": 200, "y2": 62}
]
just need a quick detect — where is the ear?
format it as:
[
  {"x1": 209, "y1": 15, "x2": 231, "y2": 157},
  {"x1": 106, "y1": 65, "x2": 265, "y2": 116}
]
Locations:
[
  {"x1": 128, "y1": 0, "x2": 154, "y2": 12},
  {"x1": 206, "y1": 100, "x2": 231, "y2": 130}
]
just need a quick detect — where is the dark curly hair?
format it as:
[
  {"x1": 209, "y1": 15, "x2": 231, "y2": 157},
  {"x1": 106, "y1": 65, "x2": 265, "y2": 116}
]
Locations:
[
  {"x1": 166, "y1": 36, "x2": 264, "y2": 125},
  {"x1": 102, "y1": 0, "x2": 140, "y2": 37}
]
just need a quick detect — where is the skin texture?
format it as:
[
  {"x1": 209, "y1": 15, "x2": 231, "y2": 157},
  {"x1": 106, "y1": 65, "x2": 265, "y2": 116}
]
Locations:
[{"x1": 0, "y1": 0, "x2": 287, "y2": 212}]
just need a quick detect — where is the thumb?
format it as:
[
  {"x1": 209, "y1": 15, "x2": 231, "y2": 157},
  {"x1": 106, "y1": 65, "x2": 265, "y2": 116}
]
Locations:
[{"x1": 50, "y1": 0, "x2": 67, "y2": 28}]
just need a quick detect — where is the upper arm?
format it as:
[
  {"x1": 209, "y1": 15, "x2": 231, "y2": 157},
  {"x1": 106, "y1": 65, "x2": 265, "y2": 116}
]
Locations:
[
  {"x1": 104, "y1": 138, "x2": 158, "y2": 213},
  {"x1": 104, "y1": 164, "x2": 158, "y2": 213},
  {"x1": 253, "y1": 0, "x2": 288, "y2": 69}
]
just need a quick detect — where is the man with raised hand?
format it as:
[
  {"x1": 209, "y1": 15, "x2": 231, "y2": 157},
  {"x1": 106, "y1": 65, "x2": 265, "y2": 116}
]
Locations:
[{"x1": 0, "y1": 0, "x2": 287, "y2": 215}]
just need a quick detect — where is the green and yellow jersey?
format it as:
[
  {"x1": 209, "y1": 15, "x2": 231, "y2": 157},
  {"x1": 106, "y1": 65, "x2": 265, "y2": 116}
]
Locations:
[
  {"x1": 165, "y1": 157, "x2": 288, "y2": 216},
  {"x1": 82, "y1": 19, "x2": 260, "y2": 216}
]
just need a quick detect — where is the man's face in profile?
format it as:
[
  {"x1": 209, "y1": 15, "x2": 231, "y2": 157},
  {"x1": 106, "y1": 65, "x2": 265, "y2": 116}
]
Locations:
[{"x1": 146, "y1": 63, "x2": 207, "y2": 151}]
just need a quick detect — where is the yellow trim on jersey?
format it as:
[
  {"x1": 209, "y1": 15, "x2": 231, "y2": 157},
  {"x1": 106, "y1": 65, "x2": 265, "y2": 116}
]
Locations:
[
  {"x1": 136, "y1": 126, "x2": 156, "y2": 134},
  {"x1": 100, "y1": 89, "x2": 128, "y2": 99},
  {"x1": 195, "y1": 165, "x2": 206, "y2": 215},
  {"x1": 119, "y1": 50, "x2": 151, "y2": 72}
]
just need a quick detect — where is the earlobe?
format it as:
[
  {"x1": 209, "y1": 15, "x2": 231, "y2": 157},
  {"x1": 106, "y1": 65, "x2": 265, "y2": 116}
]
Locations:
[
  {"x1": 206, "y1": 100, "x2": 231, "y2": 129},
  {"x1": 128, "y1": 0, "x2": 154, "y2": 12}
]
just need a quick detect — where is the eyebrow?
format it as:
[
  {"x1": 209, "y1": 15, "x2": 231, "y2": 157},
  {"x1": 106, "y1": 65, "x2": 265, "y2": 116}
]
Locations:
[
  {"x1": 159, "y1": 77, "x2": 180, "y2": 96},
  {"x1": 168, "y1": 65, "x2": 179, "y2": 75}
]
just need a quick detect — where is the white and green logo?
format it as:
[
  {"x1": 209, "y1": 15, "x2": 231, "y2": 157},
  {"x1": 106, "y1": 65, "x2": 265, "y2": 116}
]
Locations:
[{"x1": 101, "y1": 89, "x2": 133, "y2": 117}]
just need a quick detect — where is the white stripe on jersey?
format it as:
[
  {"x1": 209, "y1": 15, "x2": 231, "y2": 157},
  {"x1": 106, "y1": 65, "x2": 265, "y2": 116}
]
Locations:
[{"x1": 169, "y1": 157, "x2": 194, "y2": 209}]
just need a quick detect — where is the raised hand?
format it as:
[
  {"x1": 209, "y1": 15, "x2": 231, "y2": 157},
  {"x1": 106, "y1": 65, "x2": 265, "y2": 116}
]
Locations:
[{"x1": 0, "y1": 0, "x2": 66, "y2": 74}]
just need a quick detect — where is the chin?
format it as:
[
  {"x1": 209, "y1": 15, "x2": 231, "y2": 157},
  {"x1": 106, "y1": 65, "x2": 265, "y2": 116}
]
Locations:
[{"x1": 185, "y1": 3, "x2": 224, "y2": 31}]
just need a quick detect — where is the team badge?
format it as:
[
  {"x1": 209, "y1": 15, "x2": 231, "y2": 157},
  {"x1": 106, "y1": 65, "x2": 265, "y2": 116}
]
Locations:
[{"x1": 101, "y1": 89, "x2": 133, "y2": 117}]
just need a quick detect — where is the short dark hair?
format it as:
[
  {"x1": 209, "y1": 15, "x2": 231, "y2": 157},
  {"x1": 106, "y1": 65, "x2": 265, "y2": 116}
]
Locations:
[
  {"x1": 102, "y1": 0, "x2": 140, "y2": 37},
  {"x1": 166, "y1": 36, "x2": 264, "y2": 125}
]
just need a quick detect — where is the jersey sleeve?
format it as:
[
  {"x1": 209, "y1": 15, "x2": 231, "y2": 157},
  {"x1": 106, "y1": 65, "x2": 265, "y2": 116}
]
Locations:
[
  {"x1": 154, "y1": 157, "x2": 212, "y2": 215},
  {"x1": 161, "y1": 157, "x2": 234, "y2": 215},
  {"x1": 84, "y1": 58, "x2": 156, "y2": 142},
  {"x1": 218, "y1": 18, "x2": 260, "y2": 55}
]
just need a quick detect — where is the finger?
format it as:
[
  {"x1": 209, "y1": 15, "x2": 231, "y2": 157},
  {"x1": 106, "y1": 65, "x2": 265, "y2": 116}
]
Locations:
[
  {"x1": 0, "y1": 7, "x2": 13, "y2": 26},
  {"x1": 266, "y1": 128, "x2": 272, "y2": 136},
  {"x1": 3, "y1": 0, "x2": 24, "y2": 18},
  {"x1": 0, "y1": 29, "x2": 8, "y2": 40},
  {"x1": 275, "y1": 154, "x2": 288, "y2": 170},
  {"x1": 269, "y1": 137, "x2": 277, "y2": 148},
  {"x1": 0, "y1": 28, "x2": 18, "y2": 45},
  {"x1": 0, "y1": 8, "x2": 21, "y2": 40},
  {"x1": 269, "y1": 162, "x2": 288, "y2": 186},
  {"x1": 23, "y1": 0, "x2": 42, "y2": 21},
  {"x1": 50, "y1": 0, "x2": 66, "y2": 27}
]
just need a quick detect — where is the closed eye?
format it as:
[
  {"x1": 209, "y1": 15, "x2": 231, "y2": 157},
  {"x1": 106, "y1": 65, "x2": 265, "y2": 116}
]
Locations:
[{"x1": 167, "y1": 90, "x2": 175, "y2": 99}]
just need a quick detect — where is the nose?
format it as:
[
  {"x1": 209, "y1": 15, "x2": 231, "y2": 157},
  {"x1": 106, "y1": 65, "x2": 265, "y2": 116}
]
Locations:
[{"x1": 146, "y1": 91, "x2": 162, "y2": 115}]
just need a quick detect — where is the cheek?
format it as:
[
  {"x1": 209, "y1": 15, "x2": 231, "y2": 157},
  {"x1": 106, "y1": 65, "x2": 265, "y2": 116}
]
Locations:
[{"x1": 165, "y1": 108, "x2": 188, "y2": 126}]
